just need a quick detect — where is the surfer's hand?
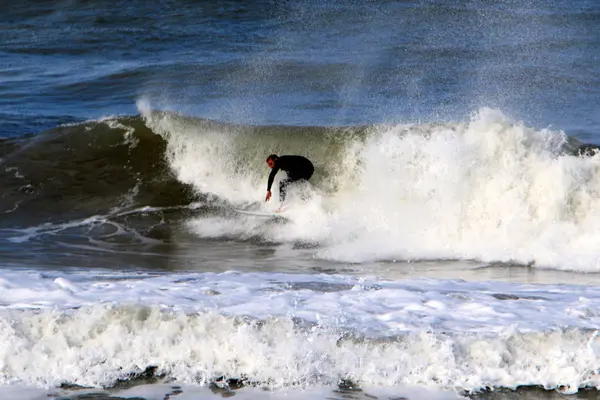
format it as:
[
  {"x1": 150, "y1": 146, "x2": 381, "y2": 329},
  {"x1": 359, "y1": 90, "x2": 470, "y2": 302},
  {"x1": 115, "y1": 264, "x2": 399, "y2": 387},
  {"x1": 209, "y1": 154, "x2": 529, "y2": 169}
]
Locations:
[{"x1": 265, "y1": 190, "x2": 272, "y2": 201}]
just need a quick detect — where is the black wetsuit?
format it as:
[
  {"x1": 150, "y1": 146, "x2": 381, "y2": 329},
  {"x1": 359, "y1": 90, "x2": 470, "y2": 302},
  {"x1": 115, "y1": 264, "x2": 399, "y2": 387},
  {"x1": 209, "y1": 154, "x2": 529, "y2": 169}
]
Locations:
[{"x1": 267, "y1": 155, "x2": 314, "y2": 202}]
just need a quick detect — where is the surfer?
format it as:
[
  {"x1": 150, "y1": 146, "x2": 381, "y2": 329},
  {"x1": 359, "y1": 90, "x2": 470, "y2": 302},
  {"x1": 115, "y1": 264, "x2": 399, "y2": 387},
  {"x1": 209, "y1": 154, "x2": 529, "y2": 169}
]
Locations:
[{"x1": 265, "y1": 154, "x2": 314, "y2": 208}]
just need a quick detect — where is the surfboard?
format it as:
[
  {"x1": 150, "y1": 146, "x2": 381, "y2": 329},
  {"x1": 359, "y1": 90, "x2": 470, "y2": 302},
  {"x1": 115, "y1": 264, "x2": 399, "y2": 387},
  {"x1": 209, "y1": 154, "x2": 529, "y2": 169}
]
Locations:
[{"x1": 235, "y1": 209, "x2": 287, "y2": 219}]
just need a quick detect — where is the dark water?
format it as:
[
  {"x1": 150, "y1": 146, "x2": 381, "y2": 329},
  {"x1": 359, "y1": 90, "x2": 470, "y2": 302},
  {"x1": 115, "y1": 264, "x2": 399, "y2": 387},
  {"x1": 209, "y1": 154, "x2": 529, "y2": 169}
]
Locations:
[{"x1": 2, "y1": 1, "x2": 600, "y2": 398}]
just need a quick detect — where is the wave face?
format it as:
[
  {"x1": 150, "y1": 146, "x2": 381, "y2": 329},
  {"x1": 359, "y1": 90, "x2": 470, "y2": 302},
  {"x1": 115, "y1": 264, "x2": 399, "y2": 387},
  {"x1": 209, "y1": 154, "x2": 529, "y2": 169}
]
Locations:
[
  {"x1": 0, "y1": 116, "x2": 196, "y2": 229},
  {"x1": 139, "y1": 103, "x2": 600, "y2": 271}
]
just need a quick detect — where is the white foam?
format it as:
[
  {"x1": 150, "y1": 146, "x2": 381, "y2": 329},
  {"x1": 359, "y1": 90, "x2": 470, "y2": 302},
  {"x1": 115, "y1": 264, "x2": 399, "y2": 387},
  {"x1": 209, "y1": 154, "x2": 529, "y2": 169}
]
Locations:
[
  {"x1": 1, "y1": 269, "x2": 600, "y2": 392},
  {"x1": 139, "y1": 100, "x2": 265, "y2": 206},
  {"x1": 139, "y1": 103, "x2": 600, "y2": 271},
  {"x1": 321, "y1": 108, "x2": 600, "y2": 271}
]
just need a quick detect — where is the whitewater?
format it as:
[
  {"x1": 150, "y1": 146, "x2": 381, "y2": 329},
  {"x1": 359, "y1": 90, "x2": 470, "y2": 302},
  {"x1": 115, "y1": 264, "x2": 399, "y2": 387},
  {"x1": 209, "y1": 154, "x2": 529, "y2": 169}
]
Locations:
[{"x1": 2, "y1": 267, "x2": 600, "y2": 396}]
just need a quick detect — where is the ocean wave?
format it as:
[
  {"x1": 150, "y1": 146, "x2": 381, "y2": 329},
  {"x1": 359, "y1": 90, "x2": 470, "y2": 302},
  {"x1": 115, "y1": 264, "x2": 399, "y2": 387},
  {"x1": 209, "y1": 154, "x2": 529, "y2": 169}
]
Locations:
[
  {"x1": 140, "y1": 103, "x2": 600, "y2": 271},
  {"x1": 2, "y1": 106, "x2": 600, "y2": 270},
  {"x1": 1, "y1": 270, "x2": 600, "y2": 394}
]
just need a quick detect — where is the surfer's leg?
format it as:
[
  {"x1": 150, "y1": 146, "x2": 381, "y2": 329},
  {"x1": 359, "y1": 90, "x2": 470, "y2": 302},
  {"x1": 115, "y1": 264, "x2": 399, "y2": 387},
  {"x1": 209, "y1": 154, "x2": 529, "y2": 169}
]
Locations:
[
  {"x1": 296, "y1": 179, "x2": 311, "y2": 200},
  {"x1": 279, "y1": 178, "x2": 291, "y2": 202}
]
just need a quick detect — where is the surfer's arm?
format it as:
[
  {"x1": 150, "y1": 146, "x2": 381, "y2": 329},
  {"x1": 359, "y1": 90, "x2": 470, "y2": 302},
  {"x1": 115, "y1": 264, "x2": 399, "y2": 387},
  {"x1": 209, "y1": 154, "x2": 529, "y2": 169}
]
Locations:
[
  {"x1": 265, "y1": 167, "x2": 278, "y2": 201},
  {"x1": 267, "y1": 167, "x2": 278, "y2": 191}
]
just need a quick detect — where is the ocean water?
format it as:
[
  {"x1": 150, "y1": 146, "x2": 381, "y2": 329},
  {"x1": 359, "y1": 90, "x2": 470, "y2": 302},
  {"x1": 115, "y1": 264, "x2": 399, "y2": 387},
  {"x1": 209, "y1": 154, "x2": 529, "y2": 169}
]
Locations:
[{"x1": 1, "y1": 1, "x2": 600, "y2": 399}]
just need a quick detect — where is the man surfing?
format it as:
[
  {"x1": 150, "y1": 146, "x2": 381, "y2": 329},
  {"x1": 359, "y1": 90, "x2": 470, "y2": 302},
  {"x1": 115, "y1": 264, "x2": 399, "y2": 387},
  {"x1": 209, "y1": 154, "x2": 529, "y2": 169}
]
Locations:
[{"x1": 265, "y1": 154, "x2": 314, "y2": 211}]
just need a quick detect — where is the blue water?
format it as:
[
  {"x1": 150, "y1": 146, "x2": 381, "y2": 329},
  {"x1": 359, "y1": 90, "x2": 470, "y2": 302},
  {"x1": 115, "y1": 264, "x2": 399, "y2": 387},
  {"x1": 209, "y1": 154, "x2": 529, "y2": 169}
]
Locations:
[{"x1": 2, "y1": 0, "x2": 598, "y2": 135}]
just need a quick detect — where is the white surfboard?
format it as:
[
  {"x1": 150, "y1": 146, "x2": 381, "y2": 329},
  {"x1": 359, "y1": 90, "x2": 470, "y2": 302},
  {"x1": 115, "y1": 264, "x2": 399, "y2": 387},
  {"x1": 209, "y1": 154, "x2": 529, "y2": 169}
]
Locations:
[{"x1": 235, "y1": 209, "x2": 287, "y2": 219}]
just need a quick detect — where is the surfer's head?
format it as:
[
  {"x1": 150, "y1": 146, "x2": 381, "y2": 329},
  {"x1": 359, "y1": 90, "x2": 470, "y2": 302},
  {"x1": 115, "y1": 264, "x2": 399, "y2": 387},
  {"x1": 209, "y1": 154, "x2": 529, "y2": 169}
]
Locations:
[{"x1": 266, "y1": 154, "x2": 278, "y2": 169}]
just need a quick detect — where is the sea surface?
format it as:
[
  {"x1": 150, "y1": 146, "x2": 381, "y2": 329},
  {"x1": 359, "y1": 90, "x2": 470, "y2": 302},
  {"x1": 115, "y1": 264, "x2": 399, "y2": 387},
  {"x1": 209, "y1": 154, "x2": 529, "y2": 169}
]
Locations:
[{"x1": 1, "y1": 1, "x2": 600, "y2": 399}]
